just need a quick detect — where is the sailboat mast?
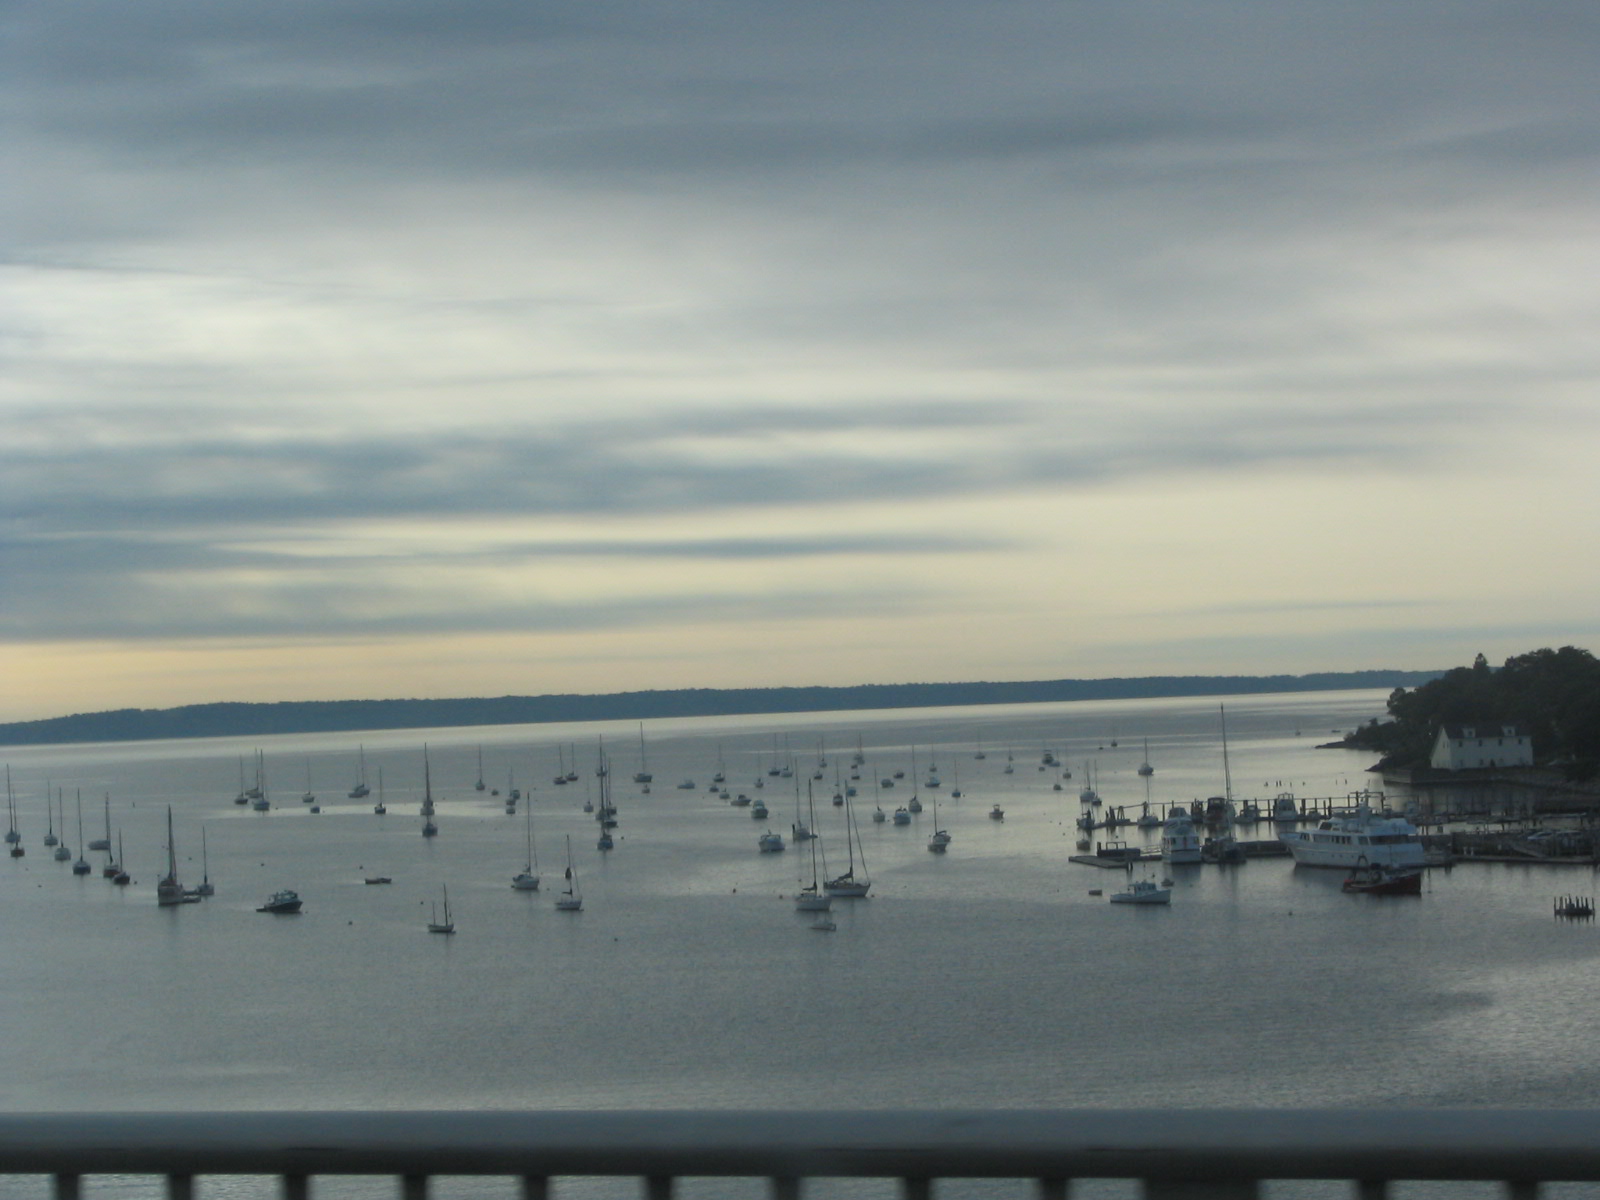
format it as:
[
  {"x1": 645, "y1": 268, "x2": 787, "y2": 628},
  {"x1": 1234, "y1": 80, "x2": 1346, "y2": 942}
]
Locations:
[{"x1": 1220, "y1": 704, "x2": 1234, "y2": 803}]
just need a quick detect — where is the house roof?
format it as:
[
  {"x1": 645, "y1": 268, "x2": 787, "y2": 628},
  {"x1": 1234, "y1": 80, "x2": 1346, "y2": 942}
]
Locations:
[{"x1": 1438, "y1": 724, "x2": 1528, "y2": 739}]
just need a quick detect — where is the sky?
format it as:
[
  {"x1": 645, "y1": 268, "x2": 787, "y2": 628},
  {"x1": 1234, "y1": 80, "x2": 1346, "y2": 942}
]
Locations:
[{"x1": 3, "y1": 1, "x2": 1599, "y2": 724}]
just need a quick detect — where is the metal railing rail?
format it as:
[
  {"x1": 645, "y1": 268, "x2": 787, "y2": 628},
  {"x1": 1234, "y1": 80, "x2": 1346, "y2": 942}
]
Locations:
[{"x1": 2, "y1": 1109, "x2": 1597, "y2": 1199}]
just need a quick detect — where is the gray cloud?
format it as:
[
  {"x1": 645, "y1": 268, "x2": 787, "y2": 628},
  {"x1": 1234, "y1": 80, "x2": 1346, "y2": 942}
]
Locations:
[
  {"x1": 0, "y1": 395, "x2": 1474, "y2": 535},
  {"x1": 4, "y1": 0, "x2": 1597, "y2": 688}
]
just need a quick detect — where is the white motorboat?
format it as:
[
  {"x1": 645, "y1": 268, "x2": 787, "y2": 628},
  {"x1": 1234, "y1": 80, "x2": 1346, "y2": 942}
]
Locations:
[
  {"x1": 1161, "y1": 812, "x2": 1202, "y2": 864},
  {"x1": 1110, "y1": 879, "x2": 1171, "y2": 905},
  {"x1": 758, "y1": 830, "x2": 785, "y2": 852},
  {"x1": 1279, "y1": 801, "x2": 1427, "y2": 870},
  {"x1": 1272, "y1": 792, "x2": 1301, "y2": 823}
]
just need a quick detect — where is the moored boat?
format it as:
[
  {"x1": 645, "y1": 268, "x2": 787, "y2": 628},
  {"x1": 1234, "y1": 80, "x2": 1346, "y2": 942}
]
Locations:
[
  {"x1": 1342, "y1": 859, "x2": 1423, "y2": 895},
  {"x1": 257, "y1": 889, "x2": 303, "y2": 914},
  {"x1": 1161, "y1": 811, "x2": 1202, "y2": 864},
  {"x1": 1110, "y1": 879, "x2": 1171, "y2": 905},
  {"x1": 1280, "y1": 801, "x2": 1426, "y2": 870}
]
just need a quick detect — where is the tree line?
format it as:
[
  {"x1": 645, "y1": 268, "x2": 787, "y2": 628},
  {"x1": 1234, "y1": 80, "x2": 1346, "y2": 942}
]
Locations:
[
  {"x1": 0, "y1": 669, "x2": 1439, "y2": 746},
  {"x1": 1341, "y1": 647, "x2": 1600, "y2": 780}
]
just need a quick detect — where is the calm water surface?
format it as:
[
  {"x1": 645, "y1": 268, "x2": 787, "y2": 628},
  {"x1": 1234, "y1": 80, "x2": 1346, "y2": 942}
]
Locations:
[{"x1": 4, "y1": 690, "x2": 1598, "y2": 1198}]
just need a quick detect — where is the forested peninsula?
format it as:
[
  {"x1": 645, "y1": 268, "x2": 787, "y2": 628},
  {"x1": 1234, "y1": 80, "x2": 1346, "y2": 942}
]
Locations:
[
  {"x1": 0, "y1": 670, "x2": 1438, "y2": 746},
  {"x1": 1337, "y1": 647, "x2": 1600, "y2": 781}
]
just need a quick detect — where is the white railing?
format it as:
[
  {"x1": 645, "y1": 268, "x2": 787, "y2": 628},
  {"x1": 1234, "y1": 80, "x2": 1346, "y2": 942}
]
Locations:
[{"x1": 2, "y1": 1110, "x2": 1596, "y2": 1199}]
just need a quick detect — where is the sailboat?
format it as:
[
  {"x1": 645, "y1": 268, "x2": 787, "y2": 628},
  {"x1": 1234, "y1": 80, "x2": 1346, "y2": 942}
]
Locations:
[
  {"x1": 1203, "y1": 706, "x2": 1237, "y2": 827},
  {"x1": 302, "y1": 759, "x2": 316, "y2": 804},
  {"x1": 88, "y1": 795, "x2": 112, "y2": 851},
  {"x1": 53, "y1": 791, "x2": 71, "y2": 861},
  {"x1": 594, "y1": 752, "x2": 619, "y2": 830},
  {"x1": 474, "y1": 746, "x2": 486, "y2": 792},
  {"x1": 795, "y1": 787, "x2": 832, "y2": 910},
  {"x1": 512, "y1": 800, "x2": 540, "y2": 890},
  {"x1": 71, "y1": 792, "x2": 92, "y2": 875},
  {"x1": 101, "y1": 819, "x2": 123, "y2": 878},
  {"x1": 155, "y1": 806, "x2": 186, "y2": 904},
  {"x1": 791, "y1": 778, "x2": 813, "y2": 841},
  {"x1": 193, "y1": 826, "x2": 215, "y2": 896},
  {"x1": 632, "y1": 723, "x2": 653, "y2": 784},
  {"x1": 1078, "y1": 763, "x2": 1098, "y2": 805},
  {"x1": 233, "y1": 756, "x2": 250, "y2": 804},
  {"x1": 1138, "y1": 738, "x2": 1155, "y2": 777},
  {"x1": 373, "y1": 767, "x2": 387, "y2": 815},
  {"x1": 348, "y1": 745, "x2": 370, "y2": 799},
  {"x1": 824, "y1": 791, "x2": 872, "y2": 898},
  {"x1": 927, "y1": 794, "x2": 952, "y2": 852},
  {"x1": 1201, "y1": 706, "x2": 1244, "y2": 863},
  {"x1": 555, "y1": 835, "x2": 583, "y2": 910},
  {"x1": 4, "y1": 767, "x2": 20, "y2": 855},
  {"x1": 111, "y1": 832, "x2": 130, "y2": 885},
  {"x1": 43, "y1": 784, "x2": 57, "y2": 847},
  {"x1": 421, "y1": 762, "x2": 439, "y2": 837},
  {"x1": 251, "y1": 751, "x2": 271, "y2": 811},
  {"x1": 427, "y1": 885, "x2": 455, "y2": 934}
]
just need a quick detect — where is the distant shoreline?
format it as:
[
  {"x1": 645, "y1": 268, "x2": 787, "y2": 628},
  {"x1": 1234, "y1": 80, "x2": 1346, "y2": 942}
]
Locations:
[{"x1": 0, "y1": 670, "x2": 1436, "y2": 747}]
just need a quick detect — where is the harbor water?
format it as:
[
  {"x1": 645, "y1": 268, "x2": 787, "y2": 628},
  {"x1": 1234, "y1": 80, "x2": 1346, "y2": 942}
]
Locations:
[{"x1": 4, "y1": 688, "x2": 1599, "y2": 1199}]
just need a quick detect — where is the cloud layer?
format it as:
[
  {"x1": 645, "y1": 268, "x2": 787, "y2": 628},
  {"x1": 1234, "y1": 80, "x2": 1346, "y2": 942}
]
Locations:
[{"x1": 4, "y1": 0, "x2": 1598, "y2": 714}]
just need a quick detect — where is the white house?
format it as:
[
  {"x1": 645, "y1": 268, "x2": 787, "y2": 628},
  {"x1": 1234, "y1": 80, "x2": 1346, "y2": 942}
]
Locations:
[{"x1": 1429, "y1": 724, "x2": 1534, "y2": 771}]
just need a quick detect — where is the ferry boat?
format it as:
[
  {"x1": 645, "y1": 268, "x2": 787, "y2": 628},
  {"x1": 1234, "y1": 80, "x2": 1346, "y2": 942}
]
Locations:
[{"x1": 1279, "y1": 802, "x2": 1426, "y2": 870}]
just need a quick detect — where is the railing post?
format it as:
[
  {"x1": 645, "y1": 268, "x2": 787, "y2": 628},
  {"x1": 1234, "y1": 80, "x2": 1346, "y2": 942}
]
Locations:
[
  {"x1": 1505, "y1": 1183, "x2": 1539, "y2": 1200},
  {"x1": 644, "y1": 1176, "x2": 674, "y2": 1200},
  {"x1": 902, "y1": 1178, "x2": 931, "y2": 1200},
  {"x1": 167, "y1": 1174, "x2": 195, "y2": 1200},
  {"x1": 1357, "y1": 1182, "x2": 1387, "y2": 1200},
  {"x1": 1037, "y1": 1180, "x2": 1070, "y2": 1200},
  {"x1": 770, "y1": 1177, "x2": 801, "y2": 1200},
  {"x1": 53, "y1": 1175, "x2": 81, "y2": 1200},
  {"x1": 401, "y1": 1175, "x2": 429, "y2": 1200},
  {"x1": 283, "y1": 1174, "x2": 310, "y2": 1200},
  {"x1": 521, "y1": 1177, "x2": 551, "y2": 1200}
]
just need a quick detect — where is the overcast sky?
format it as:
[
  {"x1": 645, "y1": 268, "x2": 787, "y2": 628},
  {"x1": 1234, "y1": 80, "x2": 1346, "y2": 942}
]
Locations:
[{"x1": 3, "y1": 0, "x2": 1598, "y2": 723}]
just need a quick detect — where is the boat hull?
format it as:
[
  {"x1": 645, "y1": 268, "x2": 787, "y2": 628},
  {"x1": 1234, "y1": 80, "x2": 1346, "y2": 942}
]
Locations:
[{"x1": 1342, "y1": 867, "x2": 1424, "y2": 895}]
